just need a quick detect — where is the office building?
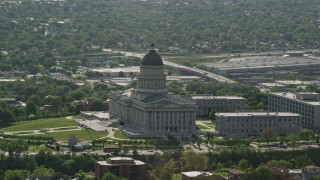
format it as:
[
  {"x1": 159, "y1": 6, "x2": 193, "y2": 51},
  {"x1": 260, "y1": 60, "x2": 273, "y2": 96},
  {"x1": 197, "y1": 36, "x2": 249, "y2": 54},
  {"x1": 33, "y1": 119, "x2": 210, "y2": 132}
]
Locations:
[
  {"x1": 95, "y1": 157, "x2": 146, "y2": 180},
  {"x1": 268, "y1": 92, "x2": 320, "y2": 130},
  {"x1": 216, "y1": 112, "x2": 301, "y2": 137},
  {"x1": 192, "y1": 96, "x2": 246, "y2": 116}
]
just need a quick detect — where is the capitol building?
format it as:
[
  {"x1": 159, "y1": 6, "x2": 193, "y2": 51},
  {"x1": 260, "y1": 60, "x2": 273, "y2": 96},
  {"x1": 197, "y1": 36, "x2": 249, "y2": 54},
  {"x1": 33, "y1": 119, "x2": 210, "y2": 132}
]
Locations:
[{"x1": 109, "y1": 45, "x2": 196, "y2": 137}]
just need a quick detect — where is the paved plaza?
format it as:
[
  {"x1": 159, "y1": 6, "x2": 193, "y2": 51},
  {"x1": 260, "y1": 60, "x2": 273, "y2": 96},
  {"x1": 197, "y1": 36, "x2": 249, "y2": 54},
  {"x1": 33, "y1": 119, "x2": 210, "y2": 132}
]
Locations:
[{"x1": 76, "y1": 120, "x2": 112, "y2": 131}]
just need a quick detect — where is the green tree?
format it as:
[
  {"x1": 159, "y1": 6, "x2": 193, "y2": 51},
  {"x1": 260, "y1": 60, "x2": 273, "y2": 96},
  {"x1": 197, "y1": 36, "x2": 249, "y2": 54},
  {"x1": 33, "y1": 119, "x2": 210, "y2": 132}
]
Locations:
[
  {"x1": 288, "y1": 134, "x2": 298, "y2": 150},
  {"x1": 241, "y1": 166, "x2": 274, "y2": 180},
  {"x1": 238, "y1": 159, "x2": 249, "y2": 172},
  {"x1": 76, "y1": 170, "x2": 95, "y2": 180},
  {"x1": 181, "y1": 150, "x2": 209, "y2": 171},
  {"x1": 0, "y1": 109, "x2": 15, "y2": 126},
  {"x1": 27, "y1": 94, "x2": 43, "y2": 106},
  {"x1": 32, "y1": 166, "x2": 55, "y2": 177},
  {"x1": 26, "y1": 102, "x2": 38, "y2": 115},
  {"x1": 102, "y1": 172, "x2": 125, "y2": 180},
  {"x1": 0, "y1": 139, "x2": 29, "y2": 158},
  {"x1": 4, "y1": 170, "x2": 30, "y2": 180},
  {"x1": 267, "y1": 160, "x2": 293, "y2": 169},
  {"x1": 298, "y1": 129, "x2": 315, "y2": 141},
  {"x1": 312, "y1": 176, "x2": 320, "y2": 180},
  {"x1": 167, "y1": 82, "x2": 184, "y2": 95},
  {"x1": 89, "y1": 99, "x2": 105, "y2": 111},
  {"x1": 295, "y1": 155, "x2": 314, "y2": 168},
  {"x1": 209, "y1": 108, "x2": 218, "y2": 120},
  {"x1": 261, "y1": 128, "x2": 275, "y2": 150},
  {"x1": 153, "y1": 159, "x2": 177, "y2": 180}
]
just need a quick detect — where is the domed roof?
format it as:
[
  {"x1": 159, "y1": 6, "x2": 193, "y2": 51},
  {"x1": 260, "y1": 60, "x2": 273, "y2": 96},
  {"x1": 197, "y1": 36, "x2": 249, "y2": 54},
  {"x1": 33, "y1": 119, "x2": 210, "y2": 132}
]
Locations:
[{"x1": 141, "y1": 44, "x2": 163, "y2": 66}]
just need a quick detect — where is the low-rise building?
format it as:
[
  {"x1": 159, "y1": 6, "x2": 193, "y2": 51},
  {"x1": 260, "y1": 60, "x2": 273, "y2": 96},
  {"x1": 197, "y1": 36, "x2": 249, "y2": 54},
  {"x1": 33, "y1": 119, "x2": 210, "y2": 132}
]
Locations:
[
  {"x1": 107, "y1": 77, "x2": 134, "y2": 87},
  {"x1": 215, "y1": 112, "x2": 301, "y2": 138},
  {"x1": 0, "y1": 78, "x2": 25, "y2": 82},
  {"x1": 302, "y1": 166, "x2": 320, "y2": 180},
  {"x1": 0, "y1": 98, "x2": 26, "y2": 106},
  {"x1": 268, "y1": 92, "x2": 320, "y2": 130},
  {"x1": 192, "y1": 96, "x2": 246, "y2": 116},
  {"x1": 49, "y1": 73, "x2": 69, "y2": 80},
  {"x1": 181, "y1": 171, "x2": 214, "y2": 180},
  {"x1": 166, "y1": 76, "x2": 204, "y2": 83},
  {"x1": 103, "y1": 145, "x2": 120, "y2": 153},
  {"x1": 287, "y1": 169, "x2": 302, "y2": 180},
  {"x1": 91, "y1": 66, "x2": 140, "y2": 77},
  {"x1": 275, "y1": 80, "x2": 311, "y2": 86},
  {"x1": 95, "y1": 157, "x2": 146, "y2": 180},
  {"x1": 0, "y1": 98, "x2": 17, "y2": 105},
  {"x1": 0, "y1": 70, "x2": 24, "y2": 77},
  {"x1": 228, "y1": 169, "x2": 246, "y2": 180}
]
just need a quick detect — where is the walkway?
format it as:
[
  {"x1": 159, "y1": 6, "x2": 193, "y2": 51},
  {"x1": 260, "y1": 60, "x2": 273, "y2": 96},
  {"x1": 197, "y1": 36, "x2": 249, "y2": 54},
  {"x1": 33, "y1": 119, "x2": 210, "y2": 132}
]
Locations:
[{"x1": 6, "y1": 126, "x2": 81, "y2": 136}]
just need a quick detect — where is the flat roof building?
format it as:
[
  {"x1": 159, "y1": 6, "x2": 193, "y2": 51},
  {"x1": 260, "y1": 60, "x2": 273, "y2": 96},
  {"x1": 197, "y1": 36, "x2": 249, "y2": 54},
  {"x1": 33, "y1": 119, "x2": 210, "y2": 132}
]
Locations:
[
  {"x1": 275, "y1": 80, "x2": 311, "y2": 86},
  {"x1": 302, "y1": 166, "x2": 320, "y2": 180},
  {"x1": 268, "y1": 92, "x2": 320, "y2": 130},
  {"x1": 206, "y1": 56, "x2": 320, "y2": 73},
  {"x1": 95, "y1": 157, "x2": 146, "y2": 180},
  {"x1": 0, "y1": 98, "x2": 26, "y2": 106},
  {"x1": 166, "y1": 76, "x2": 204, "y2": 83},
  {"x1": 228, "y1": 169, "x2": 246, "y2": 180},
  {"x1": 91, "y1": 66, "x2": 140, "y2": 77},
  {"x1": 216, "y1": 112, "x2": 301, "y2": 138},
  {"x1": 181, "y1": 171, "x2": 213, "y2": 180},
  {"x1": 107, "y1": 77, "x2": 134, "y2": 87},
  {"x1": 192, "y1": 96, "x2": 246, "y2": 116}
]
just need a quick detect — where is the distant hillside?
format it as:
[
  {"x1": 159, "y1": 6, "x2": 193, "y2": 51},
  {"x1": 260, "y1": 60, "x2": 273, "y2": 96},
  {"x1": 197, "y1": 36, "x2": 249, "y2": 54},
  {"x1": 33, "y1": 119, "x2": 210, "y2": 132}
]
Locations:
[{"x1": 0, "y1": 0, "x2": 319, "y2": 53}]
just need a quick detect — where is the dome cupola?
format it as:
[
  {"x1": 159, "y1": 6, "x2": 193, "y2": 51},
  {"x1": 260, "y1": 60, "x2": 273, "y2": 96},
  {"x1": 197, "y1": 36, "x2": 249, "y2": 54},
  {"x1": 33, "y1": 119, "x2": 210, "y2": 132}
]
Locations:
[
  {"x1": 141, "y1": 43, "x2": 163, "y2": 66},
  {"x1": 136, "y1": 43, "x2": 167, "y2": 100}
]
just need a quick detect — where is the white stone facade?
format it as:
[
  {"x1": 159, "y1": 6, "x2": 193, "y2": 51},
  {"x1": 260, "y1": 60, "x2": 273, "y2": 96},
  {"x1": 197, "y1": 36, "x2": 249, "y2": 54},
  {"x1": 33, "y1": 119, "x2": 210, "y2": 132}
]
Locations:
[
  {"x1": 109, "y1": 48, "x2": 196, "y2": 136},
  {"x1": 192, "y1": 96, "x2": 246, "y2": 116},
  {"x1": 216, "y1": 112, "x2": 301, "y2": 138},
  {"x1": 268, "y1": 92, "x2": 320, "y2": 130}
]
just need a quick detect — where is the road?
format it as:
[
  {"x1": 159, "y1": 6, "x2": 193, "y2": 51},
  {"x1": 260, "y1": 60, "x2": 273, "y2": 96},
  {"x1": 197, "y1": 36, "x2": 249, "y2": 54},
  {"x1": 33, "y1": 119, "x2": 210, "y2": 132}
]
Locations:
[
  {"x1": 103, "y1": 49, "x2": 237, "y2": 83},
  {"x1": 163, "y1": 60, "x2": 236, "y2": 83}
]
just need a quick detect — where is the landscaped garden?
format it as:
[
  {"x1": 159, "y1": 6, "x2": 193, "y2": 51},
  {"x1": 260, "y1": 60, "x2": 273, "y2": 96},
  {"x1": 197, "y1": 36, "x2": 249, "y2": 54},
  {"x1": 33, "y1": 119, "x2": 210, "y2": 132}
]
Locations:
[
  {"x1": 1, "y1": 117, "x2": 76, "y2": 132},
  {"x1": 114, "y1": 129, "x2": 129, "y2": 139},
  {"x1": 202, "y1": 121, "x2": 216, "y2": 128},
  {"x1": 30, "y1": 129, "x2": 108, "y2": 142},
  {"x1": 196, "y1": 124, "x2": 210, "y2": 130}
]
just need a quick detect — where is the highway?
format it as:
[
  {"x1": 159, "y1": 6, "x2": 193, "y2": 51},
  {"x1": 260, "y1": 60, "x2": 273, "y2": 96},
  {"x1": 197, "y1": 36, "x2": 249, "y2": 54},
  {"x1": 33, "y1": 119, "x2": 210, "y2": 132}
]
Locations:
[
  {"x1": 103, "y1": 49, "x2": 237, "y2": 84},
  {"x1": 163, "y1": 60, "x2": 237, "y2": 83}
]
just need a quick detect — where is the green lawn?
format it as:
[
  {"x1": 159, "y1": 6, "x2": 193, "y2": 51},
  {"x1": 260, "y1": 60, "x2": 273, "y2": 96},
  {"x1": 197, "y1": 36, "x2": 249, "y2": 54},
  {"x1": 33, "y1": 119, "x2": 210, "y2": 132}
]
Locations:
[
  {"x1": 166, "y1": 57, "x2": 224, "y2": 66},
  {"x1": 172, "y1": 174, "x2": 182, "y2": 180},
  {"x1": 196, "y1": 124, "x2": 210, "y2": 130},
  {"x1": 1, "y1": 117, "x2": 76, "y2": 132},
  {"x1": 29, "y1": 129, "x2": 108, "y2": 142},
  {"x1": 73, "y1": 115, "x2": 85, "y2": 120},
  {"x1": 214, "y1": 170, "x2": 229, "y2": 177},
  {"x1": 202, "y1": 121, "x2": 216, "y2": 128},
  {"x1": 114, "y1": 130, "x2": 129, "y2": 139}
]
